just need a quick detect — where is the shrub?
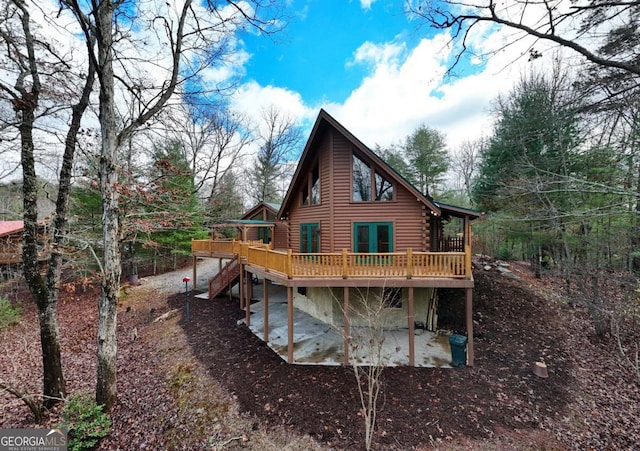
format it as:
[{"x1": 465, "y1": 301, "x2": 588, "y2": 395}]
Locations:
[
  {"x1": 0, "y1": 296, "x2": 21, "y2": 331},
  {"x1": 59, "y1": 393, "x2": 111, "y2": 451}
]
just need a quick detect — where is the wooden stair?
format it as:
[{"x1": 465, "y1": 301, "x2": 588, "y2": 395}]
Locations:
[{"x1": 208, "y1": 257, "x2": 241, "y2": 300}]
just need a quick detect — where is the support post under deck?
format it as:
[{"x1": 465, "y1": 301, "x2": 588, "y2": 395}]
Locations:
[
  {"x1": 465, "y1": 287, "x2": 474, "y2": 366},
  {"x1": 287, "y1": 286, "x2": 294, "y2": 363},
  {"x1": 264, "y1": 279, "x2": 270, "y2": 343},
  {"x1": 343, "y1": 286, "x2": 350, "y2": 365},
  {"x1": 408, "y1": 287, "x2": 415, "y2": 366},
  {"x1": 244, "y1": 270, "x2": 250, "y2": 326}
]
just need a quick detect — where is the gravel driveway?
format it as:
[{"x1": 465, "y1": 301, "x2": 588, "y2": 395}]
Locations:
[{"x1": 136, "y1": 257, "x2": 224, "y2": 294}]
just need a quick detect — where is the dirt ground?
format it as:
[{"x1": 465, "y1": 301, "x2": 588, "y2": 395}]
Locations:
[{"x1": 1, "y1": 258, "x2": 639, "y2": 449}]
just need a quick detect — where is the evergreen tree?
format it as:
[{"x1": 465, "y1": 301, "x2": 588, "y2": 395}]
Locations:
[{"x1": 404, "y1": 125, "x2": 449, "y2": 195}]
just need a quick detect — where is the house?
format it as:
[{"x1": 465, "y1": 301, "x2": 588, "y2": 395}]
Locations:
[
  {"x1": 0, "y1": 220, "x2": 51, "y2": 280},
  {"x1": 0, "y1": 221, "x2": 25, "y2": 264},
  {"x1": 192, "y1": 109, "x2": 480, "y2": 366}
]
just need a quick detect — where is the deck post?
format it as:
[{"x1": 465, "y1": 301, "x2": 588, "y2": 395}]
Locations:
[
  {"x1": 287, "y1": 249, "x2": 293, "y2": 278},
  {"x1": 245, "y1": 270, "x2": 251, "y2": 326},
  {"x1": 343, "y1": 286, "x2": 350, "y2": 365},
  {"x1": 465, "y1": 287, "x2": 474, "y2": 366},
  {"x1": 264, "y1": 279, "x2": 270, "y2": 343},
  {"x1": 342, "y1": 249, "x2": 348, "y2": 278},
  {"x1": 228, "y1": 262, "x2": 232, "y2": 302},
  {"x1": 287, "y1": 286, "x2": 294, "y2": 363},
  {"x1": 407, "y1": 248, "x2": 413, "y2": 279},
  {"x1": 238, "y1": 264, "x2": 244, "y2": 308},
  {"x1": 408, "y1": 287, "x2": 415, "y2": 366}
]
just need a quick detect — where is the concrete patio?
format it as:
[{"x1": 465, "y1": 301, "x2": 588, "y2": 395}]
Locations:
[{"x1": 202, "y1": 278, "x2": 455, "y2": 367}]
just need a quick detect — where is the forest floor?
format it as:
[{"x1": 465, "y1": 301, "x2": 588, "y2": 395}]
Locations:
[{"x1": 1, "y1": 257, "x2": 639, "y2": 450}]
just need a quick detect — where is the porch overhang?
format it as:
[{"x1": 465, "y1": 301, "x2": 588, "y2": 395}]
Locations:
[{"x1": 210, "y1": 219, "x2": 276, "y2": 241}]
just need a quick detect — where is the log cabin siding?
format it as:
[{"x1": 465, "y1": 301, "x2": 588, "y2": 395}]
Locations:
[
  {"x1": 286, "y1": 132, "x2": 331, "y2": 252},
  {"x1": 328, "y1": 131, "x2": 431, "y2": 252},
  {"x1": 246, "y1": 228, "x2": 258, "y2": 241},
  {"x1": 285, "y1": 128, "x2": 433, "y2": 253},
  {"x1": 273, "y1": 221, "x2": 288, "y2": 250}
]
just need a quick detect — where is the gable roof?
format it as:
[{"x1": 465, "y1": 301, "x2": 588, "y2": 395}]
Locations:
[
  {"x1": 0, "y1": 221, "x2": 24, "y2": 238},
  {"x1": 280, "y1": 109, "x2": 480, "y2": 220},
  {"x1": 242, "y1": 201, "x2": 281, "y2": 221}
]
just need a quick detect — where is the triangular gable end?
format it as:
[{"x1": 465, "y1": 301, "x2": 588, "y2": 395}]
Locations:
[
  {"x1": 242, "y1": 201, "x2": 281, "y2": 221},
  {"x1": 279, "y1": 109, "x2": 442, "y2": 218}
]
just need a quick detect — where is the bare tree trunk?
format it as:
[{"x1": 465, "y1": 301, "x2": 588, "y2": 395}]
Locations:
[
  {"x1": 22, "y1": 113, "x2": 66, "y2": 408},
  {"x1": 95, "y1": 0, "x2": 120, "y2": 410},
  {"x1": 11, "y1": 0, "x2": 96, "y2": 410},
  {"x1": 14, "y1": 4, "x2": 65, "y2": 408}
]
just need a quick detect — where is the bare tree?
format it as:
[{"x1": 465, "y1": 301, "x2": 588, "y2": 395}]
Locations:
[
  {"x1": 408, "y1": 0, "x2": 640, "y2": 77},
  {"x1": 248, "y1": 105, "x2": 302, "y2": 204},
  {"x1": 62, "y1": 0, "x2": 283, "y2": 408},
  {"x1": 154, "y1": 102, "x2": 253, "y2": 203},
  {"x1": 451, "y1": 138, "x2": 484, "y2": 205},
  {"x1": 333, "y1": 287, "x2": 397, "y2": 450},
  {"x1": 0, "y1": 0, "x2": 96, "y2": 409}
]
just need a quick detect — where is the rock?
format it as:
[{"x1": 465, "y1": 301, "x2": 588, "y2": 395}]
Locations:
[
  {"x1": 152, "y1": 308, "x2": 180, "y2": 323},
  {"x1": 484, "y1": 265, "x2": 492, "y2": 271},
  {"x1": 533, "y1": 361, "x2": 549, "y2": 378}
]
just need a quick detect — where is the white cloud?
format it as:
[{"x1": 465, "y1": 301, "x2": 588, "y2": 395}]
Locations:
[
  {"x1": 318, "y1": 23, "x2": 564, "y2": 152},
  {"x1": 359, "y1": 0, "x2": 376, "y2": 11},
  {"x1": 230, "y1": 81, "x2": 316, "y2": 128},
  {"x1": 229, "y1": 24, "x2": 551, "y2": 156},
  {"x1": 323, "y1": 34, "x2": 485, "y2": 150}
]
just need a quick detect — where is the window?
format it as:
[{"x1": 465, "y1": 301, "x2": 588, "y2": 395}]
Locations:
[
  {"x1": 311, "y1": 165, "x2": 320, "y2": 204},
  {"x1": 375, "y1": 172, "x2": 393, "y2": 201},
  {"x1": 300, "y1": 223, "x2": 320, "y2": 253},
  {"x1": 352, "y1": 152, "x2": 393, "y2": 202},
  {"x1": 352, "y1": 154, "x2": 371, "y2": 201},
  {"x1": 302, "y1": 163, "x2": 320, "y2": 206},
  {"x1": 353, "y1": 222, "x2": 393, "y2": 253}
]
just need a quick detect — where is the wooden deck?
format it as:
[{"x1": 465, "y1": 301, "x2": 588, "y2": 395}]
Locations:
[
  {"x1": 191, "y1": 238, "x2": 476, "y2": 366},
  {"x1": 192, "y1": 239, "x2": 472, "y2": 282}
]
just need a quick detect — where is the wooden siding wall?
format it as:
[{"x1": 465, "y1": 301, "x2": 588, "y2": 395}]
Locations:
[
  {"x1": 273, "y1": 221, "x2": 288, "y2": 250},
  {"x1": 286, "y1": 132, "x2": 331, "y2": 251},
  {"x1": 246, "y1": 228, "x2": 258, "y2": 241},
  {"x1": 286, "y1": 129, "x2": 432, "y2": 253}
]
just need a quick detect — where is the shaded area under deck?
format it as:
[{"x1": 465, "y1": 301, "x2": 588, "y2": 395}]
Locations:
[{"x1": 198, "y1": 279, "x2": 454, "y2": 367}]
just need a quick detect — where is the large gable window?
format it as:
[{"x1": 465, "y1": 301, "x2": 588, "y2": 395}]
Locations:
[
  {"x1": 352, "y1": 154, "x2": 371, "y2": 201},
  {"x1": 352, "y1": 152, "x2": 394, "y2": 202},
  {"x1": 375, "y1": 172, "x2": 393, "y2": 201}
]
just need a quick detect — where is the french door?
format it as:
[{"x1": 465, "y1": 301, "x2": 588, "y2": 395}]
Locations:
[
  {"x1": 300, "y1": 223, "x2": 320, "y2": 253},
  {"x1": 354, "y1": 222, "x2": 393, "y2": 253}
]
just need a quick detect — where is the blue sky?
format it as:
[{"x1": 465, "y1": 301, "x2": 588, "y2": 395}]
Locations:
[
  {"x1": 229, "y1": 0, "x2": 550, "y2": 153},
  {"x1": 4, "y1": 0, "x2": 558, "y2": 183},
  {"x1": 241, "y1": 1, "x2": 423, "y2": 105}
]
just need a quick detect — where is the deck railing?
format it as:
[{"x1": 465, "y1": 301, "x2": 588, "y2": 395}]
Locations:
[{"x1": 193, "y1": 239, "x2": 471, "y2": 279}]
